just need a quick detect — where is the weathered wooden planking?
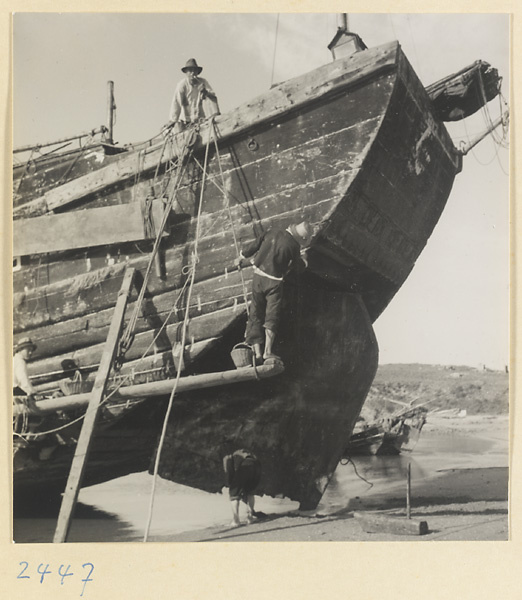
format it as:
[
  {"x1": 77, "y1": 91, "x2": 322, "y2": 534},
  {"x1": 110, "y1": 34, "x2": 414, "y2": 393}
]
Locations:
[
  {"x1": 13, "y1": 172, "x2": 345, "y2": 322},
  {"x1": 15, "y1": 260, "x2": 248, "y2": 337},
  {"x1": 13, "y1": 86, "x2": 389, "y2": 289},
  {"x1": 13, "y1": 174, "x2": 334, "y2": 296},
  {"x1": 14, "y1": 42, "x2": 398, "y2": 218},
  {"x1": 14, "y1": 144, "x2": 125, "y2": 205},
  {"x1": 28, "y1": 302, "x2": 245, "y2": 363},
  {"x1": 14, "y1": 190, "x2": 336, "y2": 330},
  {"x1": 18, "y1": 86, "x2": 385, "y2": 220},
  {"x1": 322, "y1": 62, "x2": 459, "y2": 312},
  {"x1": 14, "y1": 199, "x2": 167, "y2": 256},
  {"x1": 353, "y1": 512, "x2": 429, "y2": 536},
  {"x1": 32, "y1": 336, "x2": 223, "y2": 384},
  {"x1": 13, "y1": 90, "x2": 386, "y2": 293}
]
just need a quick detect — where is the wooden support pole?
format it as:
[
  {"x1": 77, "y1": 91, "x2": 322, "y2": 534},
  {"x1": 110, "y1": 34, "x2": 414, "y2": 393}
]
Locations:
[
  {"x1": 53, "y1": 268, "x2": 135, "y2": 543},
  {"x1": 406, "y1": 462, "x2": 412, "y2": 519},
  {"x1": 15, "y1": 361, "x2": 285, "y2": 417}
]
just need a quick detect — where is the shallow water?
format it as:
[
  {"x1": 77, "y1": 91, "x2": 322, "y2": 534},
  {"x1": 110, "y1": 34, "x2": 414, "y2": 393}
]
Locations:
[
  {"x1": 12, "y1": 417, "x2": 509, "y2": 543},
  {"x1": 319, "y1": 423, "x2": 508, "y2": 514}
]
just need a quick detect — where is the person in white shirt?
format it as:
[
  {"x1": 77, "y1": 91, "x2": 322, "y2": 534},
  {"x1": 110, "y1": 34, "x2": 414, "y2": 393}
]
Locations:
[
  {"x1": 13, "y1": 337, "x2": 37, "y2": 398},
  {"x1": 165, "y1": 58, "x2": 219, "y2": 131}
]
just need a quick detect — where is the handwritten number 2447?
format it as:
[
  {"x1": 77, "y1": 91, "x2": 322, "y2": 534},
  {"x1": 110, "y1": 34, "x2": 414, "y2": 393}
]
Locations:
[{"x1": 18, "y1": 561, "x2": 94, "y2": 595}]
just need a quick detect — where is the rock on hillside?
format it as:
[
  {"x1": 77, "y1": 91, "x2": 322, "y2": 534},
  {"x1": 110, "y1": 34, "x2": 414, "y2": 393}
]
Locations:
[{"x1": 360, "y1": 364, "x2": 509, "y2": 421}]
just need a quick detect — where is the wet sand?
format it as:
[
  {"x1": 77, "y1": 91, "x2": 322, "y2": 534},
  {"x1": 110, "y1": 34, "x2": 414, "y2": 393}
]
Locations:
[{"x1": 12, "y1": 414, "x2": 509, "y2": 543}]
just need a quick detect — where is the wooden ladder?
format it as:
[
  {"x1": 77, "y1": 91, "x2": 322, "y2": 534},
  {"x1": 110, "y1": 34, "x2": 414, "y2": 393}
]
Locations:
[{"x1": 53, "y1": 267, "x2": 135, "y2": 543}]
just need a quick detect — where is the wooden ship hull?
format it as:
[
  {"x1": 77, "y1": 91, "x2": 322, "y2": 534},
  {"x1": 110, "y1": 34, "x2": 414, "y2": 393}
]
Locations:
[{"x1": 13, "y1": 40, "x2": 465, "y2": 509}]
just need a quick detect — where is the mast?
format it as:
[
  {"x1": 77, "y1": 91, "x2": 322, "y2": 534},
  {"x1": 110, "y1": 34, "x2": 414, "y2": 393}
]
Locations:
[{"x1": 106, "y1": 80, "x2": 116, "y2": 145}]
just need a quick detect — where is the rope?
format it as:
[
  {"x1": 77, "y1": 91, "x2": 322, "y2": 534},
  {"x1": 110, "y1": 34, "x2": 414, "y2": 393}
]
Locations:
[
  {"x1": 210, "y1": 120, "x2": 250, "y2": 316},
  {"x1": 406, "y1": 15, "x2": 424, "y2": 83},
  {"x1": 53, "y1": 131, "x2": 96, "y2": 188},
  {"x1": 339, "y1": 454, "x2": 374, "y2": 489},
  {"x1": 143, "y1": 123, "x2": 213, "y2": 542},
  {"x1": 131, "y1": 150, "x2": 146, "y2": 207},
  {"x1": 477, "y1": 70, "x2": 508, "y2": 149},
  {"x1": 270, "y1": 14, "x2": 280, "y2": 87},
  {"x1": 152, "y1": 134, "x2": 172, "y2": 192},
  {"x1": 13, "y1": 373, "x2": 135, "y2": 439},
  {"x1": 119, "y1": 132, "x2": 195, "y2": 357},
  {"x1": 15, "y1": 147, "x2": 38, "y2": 197}
]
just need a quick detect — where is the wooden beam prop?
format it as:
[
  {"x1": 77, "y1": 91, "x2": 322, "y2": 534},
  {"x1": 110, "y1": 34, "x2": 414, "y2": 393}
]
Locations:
[
  {"x1": 353, "y1": 512, "x2": 428, "y2": 536},
  {"x1": 14, "y1": 200, "x2": 167, "y2": 256},
  {"x1": 53, "y1": 267, "x2": 135, "y2": 543},
  {"x1": 16, "y1": 360, "x2": 285, "y2": 417}
]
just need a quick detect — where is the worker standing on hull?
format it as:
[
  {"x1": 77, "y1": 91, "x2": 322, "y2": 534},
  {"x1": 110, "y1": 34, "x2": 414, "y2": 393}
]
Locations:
[
  {"x1": 236, "y1": 221, "x2": 313, "y2": 364},
  {"x1": 165, "y1": 58, "x2": 219, "y2": 132}
]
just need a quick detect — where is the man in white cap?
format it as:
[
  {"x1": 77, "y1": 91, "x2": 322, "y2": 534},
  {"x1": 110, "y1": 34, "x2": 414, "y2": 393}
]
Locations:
[
  {"x1": 13, "y1": 337, "x2": 38, "y2": 398},
  {"x1": 165, "y1": 58, "x2": 219, "y2": 131},
  {"x1": 235, "y1": 220, "x2": 314, "y2": 363}
]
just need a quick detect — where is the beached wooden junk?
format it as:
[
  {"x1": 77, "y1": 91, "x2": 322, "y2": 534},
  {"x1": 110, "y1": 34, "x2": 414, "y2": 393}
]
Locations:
[
  {"x1": 13, "y1": 29, "x2": 506, "y2": 510},
  {"x1": 345, "y1": 406, "x2": 428, "y2": 456}
]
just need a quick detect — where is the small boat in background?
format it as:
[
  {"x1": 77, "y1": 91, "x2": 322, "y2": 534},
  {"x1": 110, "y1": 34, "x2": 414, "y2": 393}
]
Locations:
[{"x1": 344, "y1": 406, "x2": 428, "y2": 456}]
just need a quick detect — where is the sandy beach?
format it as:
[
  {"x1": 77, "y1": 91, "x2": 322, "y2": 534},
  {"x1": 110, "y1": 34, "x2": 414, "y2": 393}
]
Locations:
[
  {"x1": 147, "y1": 414, "x2": 509, "y2": 542},
  {"x1": 13, "y1": 413, "x2": 509, "y2": 543}
]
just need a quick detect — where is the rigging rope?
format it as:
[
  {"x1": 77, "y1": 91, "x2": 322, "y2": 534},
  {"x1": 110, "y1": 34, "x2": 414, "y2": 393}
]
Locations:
[
  {"x1": 477, "y1": 70, "x2": 509, "y2": 150},
  {"x1": 119, "y1": 132, "x2": 195, "y2": 358},
  {"x1": 339, "y1": 454, "x2": 374, "y2": 489},
  {"x1": 459, "y1": 68, "x2": 509, "y2": 175},
  {"x1": 143, "y1": 122, "x2": 214, "y2": 542},
  {"x1": 270, "y1": 14, "x2": 280, "y2": 88},
  {"x1": 54, "y1": 131, "x2": 97, "y2": 188},
  {"x1": 15, "y1": 147, "x2": 38, "y2": 197},
  {"x1": 406, "y1": 15, "x2": 424, "y2": 83},
  {"x1": 210, "y1": 120, "x2": 250, "y2": 316}
]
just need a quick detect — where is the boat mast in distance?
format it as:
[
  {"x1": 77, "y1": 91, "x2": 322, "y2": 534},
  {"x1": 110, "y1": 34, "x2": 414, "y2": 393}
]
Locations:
[
  {"x1": 328, "y1": 13, "x2": 367, "y2": 60},
  {"x1": 105, "y1": 80, "x2": 116, "y2": 145}
]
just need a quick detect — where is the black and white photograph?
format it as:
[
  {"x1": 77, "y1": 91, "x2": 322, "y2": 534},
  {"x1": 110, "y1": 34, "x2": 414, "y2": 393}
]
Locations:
[{"x1": 10, "y1": 10, "x2": 510, "y2": 553}]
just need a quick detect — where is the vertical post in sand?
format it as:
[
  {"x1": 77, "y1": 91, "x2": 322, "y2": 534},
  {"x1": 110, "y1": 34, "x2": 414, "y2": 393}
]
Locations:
[
  {"x1": 406, "y1": 462, "x2": 412, "y2": 519},
  {"x1": 53, "y1": 267, "x2": 135, "y2": 543}
]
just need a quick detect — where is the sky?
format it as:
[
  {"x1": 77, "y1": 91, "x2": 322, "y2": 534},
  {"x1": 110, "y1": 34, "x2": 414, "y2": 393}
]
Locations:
[{"x1": 12, "y1": 13, "x2": 510, "y2": 370}]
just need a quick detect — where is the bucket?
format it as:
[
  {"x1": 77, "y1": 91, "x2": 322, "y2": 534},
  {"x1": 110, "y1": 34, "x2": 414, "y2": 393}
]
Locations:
[
  {"x1": 58, "y1": 378, "x2": 93, "y2": 396},
  {"x1": 231, "y1": 343, "x2": 253, "y2": 369}
]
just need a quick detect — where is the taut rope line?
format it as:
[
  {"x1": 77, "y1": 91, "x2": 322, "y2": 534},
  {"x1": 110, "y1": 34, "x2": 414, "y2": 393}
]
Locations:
[{"x1": 143, "y1": 123, "x2": 213, "y2": 542}]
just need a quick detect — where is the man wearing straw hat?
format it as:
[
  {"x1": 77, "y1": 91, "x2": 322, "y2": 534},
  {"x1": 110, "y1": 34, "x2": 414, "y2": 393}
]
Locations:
[
  {"x1": 165, "y1": 58, "x2": 219, "y2": 131},
  {"x1": 235, "y1": 220, "x2": 314, "y2": 363},
  {"x1": 13, "y1": 337, "x2": 38, "y2": 398}
]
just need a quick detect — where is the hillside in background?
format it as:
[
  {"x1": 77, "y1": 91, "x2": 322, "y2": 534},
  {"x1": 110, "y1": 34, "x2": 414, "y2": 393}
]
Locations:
[{"x1": 361, "y1": 364, "x2": 509, "y2": 420}]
